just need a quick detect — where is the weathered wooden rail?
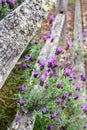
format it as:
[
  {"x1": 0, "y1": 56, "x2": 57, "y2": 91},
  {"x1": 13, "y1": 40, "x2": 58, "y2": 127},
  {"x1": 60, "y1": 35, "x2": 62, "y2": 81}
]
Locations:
[
  {"x1": 0, "y1": 0, "x2": 55, "y2": 88},
  {"x1": 0, "y1": 0, "x2": 86, "y2": 129}
]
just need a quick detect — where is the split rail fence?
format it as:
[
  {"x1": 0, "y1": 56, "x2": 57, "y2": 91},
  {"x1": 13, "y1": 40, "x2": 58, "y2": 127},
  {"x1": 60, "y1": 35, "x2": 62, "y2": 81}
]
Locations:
[{"x1": 0, "y1": 0, "x2": 86, "y2": 129}]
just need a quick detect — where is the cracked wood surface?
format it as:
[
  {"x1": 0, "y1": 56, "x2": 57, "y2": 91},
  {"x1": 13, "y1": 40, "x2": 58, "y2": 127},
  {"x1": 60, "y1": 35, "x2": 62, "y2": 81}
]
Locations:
[{"x1": 0, "y1": 0, "x2": 55, "y2": 89}]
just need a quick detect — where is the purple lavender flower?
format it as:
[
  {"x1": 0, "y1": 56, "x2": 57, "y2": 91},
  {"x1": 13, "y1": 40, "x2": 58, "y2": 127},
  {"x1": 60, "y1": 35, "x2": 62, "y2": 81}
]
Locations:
[
  {"x1": 1, "y1": 0, "x2": 5, "y2": 6},
  {"x1": 50, "y1": 35, "x2": 55, "y2": 42},
  {"x1": 50, "y1": 112, "x2": 56, "y2": 119},
  {"x1": 46, "y1": 33, "x2": 51, "y2": 39},
  {"x1": 25, "y1": 55, "x2": 34, "y2": 61},
  {"x1": 54, "y1": 72, "x2": 59, "y2": 77},
  {"x1": 62, "y1": 94, "x2": 68, "y2": 100},
  {"x1": 7, "y1": 0, "x2": 15, "y2": 8},
  {"x1": 84, "y1": 124, "x2": 87, "y2": 129},
  {"x1": 65, "y1": 68, "x2": 72, "y2": 76},
  {"x1": 43, "y1": 71, "x2": 48, "y2": 76},
  {"x1": 66, "y1": 39, "x2": 73, "y2": 50},
  {"x1": 50, "y1": 27, "x2": 52, "y2": 33},
  {"x1": 33, "y1": 69, "x2": 38, "y2": 78},
  {"x1": 47, "y1": 68, "x2": 52, "y2": 72},
  {"x1": 19, "y1": 99, "x2": 24, "y2": 106},
  {"x1": 57, "y1": 82, "x2": 63, "y2": 89},
  {"x1": 15, "y1": 115, "x2": 19, "y2": 121},
  {"x1": 51, "y1": 55, "x2": 56, "y2": 61},
  {"x1": 19, "y1": 84, "x2": 26, "y2": 91},
  {"x1": 30, "y1": 57, "x2": 34, "y2": 62},
  {"x1": 74, "y1": 94, "x2": 80, "y2": 100},
  {"x1": 45, "y1": 83, "x2": 50, "y2": 89},
  {"x1": 42, "y1": 107, "x2": 47, "y2": 114},
  {"x1": 24, "y1": 55, "x2": 31, "y2": 61},
  {"x1": 43, "y1": 36, "x2": 47, "y2": 41},
  {"x1": 39, "y1": 61, "x2": 47, "y2": 70},
  {"x1": 62, "y1": 104, "x2": 67, "y2": 109},
  {"x1": 48, "y1": 55, "x2": 56, "y2": 69},
  {"x1": 68, "y1": 92, "x2": 72, "y2": 97},
  {"x1": 22, "y1": 62, "x2": 27, "y2": 70},
  {"x1": 82, "y1": 31, "x2": 86, "y2": 37},
  {"x1": 47, "y1": 125, "x2": 54, "y2": 130},
  {"x1": 53, "y1": 61, "x2": 60, "y2": 68},
  {"x1": 48, "y1": 60, "x2": 54, "y2": 68},
  {"x1": 58, "y1": 117, "x2": 62, "y2": 123},
  {"x1": 75, "y1": 86, "x2": 81, "y2": 91},
  {"x1": 83, "y1": 104, "x2": 87, "y2": 113},
  {"x1": 49, "y1": 71, "x2": 54, "y2": 78},
  {"x1": 27, "y1": 64, "x2": 32, "y2": 68},
  {"x1": 49, "y1": 14, "x2": 55, "y2": 24},
  {"x1": 81, "y1": 74, "x2": 86, "y2": 81},
  {"x1": 57, "y1": 98, "x2": 63, "y2": 105},
  {"x1": 40, "y1": 72, "x2": 47, "y2": 86},
  {"x1": 56, "y1": 47, "x2": 63, "y2": 55}
]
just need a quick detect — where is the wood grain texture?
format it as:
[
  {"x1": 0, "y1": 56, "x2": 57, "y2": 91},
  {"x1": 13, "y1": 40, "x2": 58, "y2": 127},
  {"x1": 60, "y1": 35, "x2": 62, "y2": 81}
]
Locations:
[{"x1": 0, "y1": 0, "x2": 55, "y2": 89}]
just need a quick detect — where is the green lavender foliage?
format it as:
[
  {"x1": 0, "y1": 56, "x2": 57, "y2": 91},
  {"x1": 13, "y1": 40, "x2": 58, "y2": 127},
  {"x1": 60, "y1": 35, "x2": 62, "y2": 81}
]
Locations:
[
  {"x1": 16, "y1": 44, "x2": 87, "y2": 130},
  {"x1": 0, "y1": 0, "x2": 24, "y2": 20},
  {"x1": 0, "y1": 3, "x2": 10, "y2": 20}
]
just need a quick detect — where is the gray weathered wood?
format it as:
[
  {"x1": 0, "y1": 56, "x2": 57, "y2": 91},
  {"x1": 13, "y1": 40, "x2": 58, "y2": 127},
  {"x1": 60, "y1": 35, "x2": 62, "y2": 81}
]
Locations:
[
  {"x1": 56, "y1": 0, "x2": 68, "y2": 42},
  {"x1": 56, "y1": 0, "x2": 68, "y2": 14},
  {"x1": 0, "y1": 0, "x2": 55, "y2": 89},
  {"x1": 73, "y1": 0, "x2": 86, "y2": 121},
  {"x1": 8, "y1": 14, "x2": 65, "y2": 130},
  {"x1": 74, "y1": 0, "x2": 83, "y2": 45}
]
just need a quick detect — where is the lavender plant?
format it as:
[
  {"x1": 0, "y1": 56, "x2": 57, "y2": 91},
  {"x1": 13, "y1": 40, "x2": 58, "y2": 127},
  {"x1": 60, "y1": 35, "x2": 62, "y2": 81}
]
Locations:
[
  {"x1": 0, "y1": 0, "x2": 24, "y2": 20},
  {"x1": 15, "y1": 37, "x2": 87, "y2": 130}
]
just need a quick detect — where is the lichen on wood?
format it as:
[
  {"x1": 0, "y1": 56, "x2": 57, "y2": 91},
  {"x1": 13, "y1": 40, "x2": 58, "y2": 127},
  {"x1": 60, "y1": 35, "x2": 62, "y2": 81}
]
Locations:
[{"x1": 0, "y1": 0, "x2": 55, "y2": 89}]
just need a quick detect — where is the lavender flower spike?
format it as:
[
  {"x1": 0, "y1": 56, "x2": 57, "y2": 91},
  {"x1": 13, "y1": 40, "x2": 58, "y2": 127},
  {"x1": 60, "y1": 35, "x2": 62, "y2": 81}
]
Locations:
[
  {"x1": 58, "y1": 117, "x2": 62, "y2": 123},
  {"x1": 22, "y1": 62, "x2": 27, "y2": 70},
  {"x1": 24, "y1": 55, "x2": 31, "y2": 60},
  {"x1": 40, "y1": 73, "x2": 47, "y2": 86},
  {"x1": 42, "y1": 107, "x2": 47, "y2": 114},
  {"x1": 51, "y1": 112, "x2": 56, "y2": 119},
  {"x1": 74, "y1": 94, "x2": 80, "y2": 100},
  {"x1": 33, "y1": 69, "x2": 38, "y2": 78},
  {"x1": 84, "y1": 124, "x2": 87, "y2": 129},
  {"x1": 45, "y1": 83, "x2": 50, "y2": 89},
  {"x1": 75, "y1": 86, "x2": 81, "y2": 91},
  {"x1": 81, "y1": 73, "x2": 86, "y2": 81},
  {"x1": 7, "y1": 0, "x2": 15, "y2": 8},
  {"x1": 66, "y1": 39, "x2": 73, "y2": 50},
  {"x1": 49, "y1": 14, "x2": 55, "y2": 24},
  {"x1": 83, "y1": 103, "x2": 87, "y2": 114},
  {"x1": 57, "y1": 82, "x2": 63, "y2": 89},
  {"x1": 56, "y1": 46, "x2": 63, "y2": 55},
  {"x1": 1, "y1": 0, "x2": 5, "y2": 6},
  {"x1": 19, "y1": 84, "x2": 26, "y2": 91},
  {"x1": 65, "y1": 68, "x2": 72, "y2": 76},
  {"x1": 57, "y1": 98, "x2": 63, "y2": 105},
  {"x1": 19, "y1": 99, "x2": 24, "y2": 106},
  {"x1": 15, "y1": 115, "x2": 19, "y2": 121},
  {"x1": 47, "y1": 125, "x2": 54, "y2": 130}
]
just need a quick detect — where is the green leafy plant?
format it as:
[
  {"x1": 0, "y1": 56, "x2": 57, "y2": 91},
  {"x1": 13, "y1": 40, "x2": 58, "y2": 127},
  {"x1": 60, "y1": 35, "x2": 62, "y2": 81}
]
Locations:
[{"x1": 16, "y1": 40, "x2": 87, "y2": 130}]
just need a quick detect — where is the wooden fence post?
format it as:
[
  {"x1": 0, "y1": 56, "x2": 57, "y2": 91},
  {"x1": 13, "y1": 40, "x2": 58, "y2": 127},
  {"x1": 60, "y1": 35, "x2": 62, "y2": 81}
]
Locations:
[{"x1": 56, "y1": 0, "x2": 68, "y2": 42}]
